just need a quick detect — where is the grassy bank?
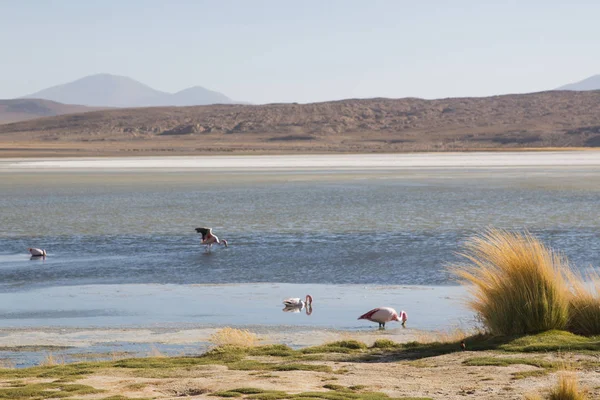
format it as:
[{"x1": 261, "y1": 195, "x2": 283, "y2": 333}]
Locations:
[{"x1": 1, "y1": 330, "x2": 599, "y2": 399}]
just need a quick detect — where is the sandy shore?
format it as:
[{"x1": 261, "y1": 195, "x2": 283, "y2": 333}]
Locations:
[{"x1": 2, "y1": 327, "x2": 599, "y2": 400}]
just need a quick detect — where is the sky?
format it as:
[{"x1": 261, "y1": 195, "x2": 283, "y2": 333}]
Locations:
[{"x1": 1, "y1": 0, "x2": 600, "y2": 104}]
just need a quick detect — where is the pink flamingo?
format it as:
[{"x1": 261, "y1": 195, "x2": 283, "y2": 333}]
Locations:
[
  {"x1": 195, "y1": 227, "x2": 228, "y2": 252},
  {"x1": 358, "y1": 307, "x2": 407, "y2": 329}
]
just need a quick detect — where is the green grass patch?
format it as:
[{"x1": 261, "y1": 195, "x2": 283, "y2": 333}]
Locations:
[
  {"x1": 0, "y1": 361, "x2": 106, "y2": 380},
  {"x1": 209, "y1": 386, "x2": 432, "y2": 399},
  {"x1": 511, "y1": 370, "x2": 550, "y2": 380},
  {"x1": 248, "y1": 345, "x2": 296, "y2": 358},
  {"x1": 463, "y1": 355, "x2": 561, "y2": 381},
  {"x1": 2, "y1": 332, "x2": 599, "y2": 386},
  {"x1": 463, "y1": 356, "x2": 556, "y2": 368},
  {"x1": 367, "y1": 330, "x2": 600, "y2": 362},
  {"x1": 497, "y1": 330, "x2": 600, "y2": 353},
  {"x1": 370, "y1": 340, "x2": 402, "y2": 349},
  {"x1": 124, "y1": 382, "x2": 147, "y2": 390},
  {"x1": 0, "y1": 382, "x2": 102, "y2": 399},
  {"x1": 271, "y1": 363, "x2": 332, "y2": 372},
  {"x1": 100, "y1": 396, "x2": 153, "y2": 400},
  {"x1": 300, "y1": 341, "x2": 367, "y2": 354}
]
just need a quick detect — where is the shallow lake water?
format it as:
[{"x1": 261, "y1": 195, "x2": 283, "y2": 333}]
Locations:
[{"x1": 0, "y1": 152, "x2": 599, "y2": 366}]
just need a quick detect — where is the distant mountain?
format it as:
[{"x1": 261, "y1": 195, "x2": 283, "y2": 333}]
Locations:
[
  {"x1": 0, "y1": 99, "x2": 100, "y2": 123},
  {"x1": 556, "y1": 74, "x2": 600, "y2": 91},
  {"x1": 170, "y1": 86, "x2": 233, "y2": 106},
  {"x1": 21, "y1": 73, "x2": 239, "y2": 108}
]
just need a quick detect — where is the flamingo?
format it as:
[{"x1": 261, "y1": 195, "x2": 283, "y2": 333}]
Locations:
[
  {"x1": 358, "y1": 307, "x2": 407, "y2": 329},
  {"x1": 195, "y1": 227, "x2": 228, "y2": 252},
  {"x1": 283, "y1": 295, "x2": 313, "y2": 308},
  {"x1": 28, "y1": 248, "x2": 47, "y2": 257}
]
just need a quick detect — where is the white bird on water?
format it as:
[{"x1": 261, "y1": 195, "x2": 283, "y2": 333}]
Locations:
[
  {"x1": 358, "y1": 307, "x2": 407, "y2": 330},
  {"x1": 28, "y1": 248, "x2": 47, "y2": 257},
  {"x1": 283, "y1": 295, "x2": 313, "y2": 308},
  {"x1": 195, "y1": 227, "x2": 228, "y2": 252},
  {"x1": 282, "y1": 295, "x2": 313, "y2": 315}
]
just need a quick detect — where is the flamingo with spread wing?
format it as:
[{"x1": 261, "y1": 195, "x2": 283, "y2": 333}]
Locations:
[{"x1": 195, "y1": 227, "x2": 228, "y2": 252}]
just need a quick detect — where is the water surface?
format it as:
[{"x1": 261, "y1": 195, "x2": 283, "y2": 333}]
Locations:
[{"x1": 0, "y1": 153, "x2": 599, "y2": 330}]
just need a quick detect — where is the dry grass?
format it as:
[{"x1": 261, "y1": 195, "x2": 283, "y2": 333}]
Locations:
[
  {"x1": 147, "y1": 345, "x2": 166, "y2": 358},
  {"x1": 208, "y1": 327, "x2": 259, "y2": 347},
  {"x1": 39, "y1": 352, "x2": 65, "y2": 366},
  {"x1": 451, "y1": 229, "x2": 570, "y2": 335},
  {"x1": 547, "y1": 373, "x2": 589, "y2": 400},
  {"x1": 566, "y1": 270, "x2": 600, "y2": 336}
]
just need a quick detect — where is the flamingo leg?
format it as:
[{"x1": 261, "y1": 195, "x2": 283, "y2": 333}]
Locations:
[{"x1": 378, "y1": 322, "x2": 385, "y2": 330}]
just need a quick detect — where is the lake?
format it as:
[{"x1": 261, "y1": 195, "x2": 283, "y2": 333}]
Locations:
[{"x1": 0, "y1": 152, "x2": 599, "y2": 364}]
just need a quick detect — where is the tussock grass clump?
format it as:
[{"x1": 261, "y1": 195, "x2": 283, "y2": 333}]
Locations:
[
  {"x1": 566, "y1": 270, "x2": 600, "y2": 336},
  {"x1": 547, "y1": 373, "x2": 589, "y2": 400},
  {"x1": 39, "y1": 352, "x2": 65, "y2": 366},
  {"x1": 451, "y1": 229, "x2": 570, "y2": 335},
  {"x1": 147, "y1": 345, "x2": 166, "y2": 358},
  {"x1": 210, "y1": 327, "x2": 259, "y2": 347}
]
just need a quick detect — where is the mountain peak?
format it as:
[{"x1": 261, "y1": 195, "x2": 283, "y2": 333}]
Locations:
[
  {"x1": 22, "y1": 74, "x2": 240, "y2": 107},
  {"x1": 556, "y1": 74, "x2": 600, "y2": 91}
]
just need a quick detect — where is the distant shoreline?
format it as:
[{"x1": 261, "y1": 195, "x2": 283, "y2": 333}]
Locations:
[
  {"x1": 1, "y1": 150, "x2": 599, "y2": 171},
  {"x1": 0, "y1": 146, "x2": 598, "y2": 160}
]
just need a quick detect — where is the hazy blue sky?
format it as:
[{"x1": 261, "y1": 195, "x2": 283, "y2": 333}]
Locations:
[{"x1": 2, "y1": 0, "x2": 599, "y2": 103}]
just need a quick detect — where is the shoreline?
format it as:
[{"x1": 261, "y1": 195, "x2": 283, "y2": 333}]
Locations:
[
  {"x1": 2, "y1": 150, "x2": 600, "y2": 171},
  {"x1": 0, "y1": 147, "x2": 598, "y2": 160}
]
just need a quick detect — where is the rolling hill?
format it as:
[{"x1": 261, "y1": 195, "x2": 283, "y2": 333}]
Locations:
[
  {"x1": 2, "y1": 90, "x2": 600, "y2": 157},
  {"x1": 0, "y1": 99, "x2": 101, "y2": 124}
]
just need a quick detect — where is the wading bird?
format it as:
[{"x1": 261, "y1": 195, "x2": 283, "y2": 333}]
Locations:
[
  {"x1": 358, "y1": 307, "x2": 407, "y2": 329},
  {"x1": 195, "y1": 227, "x2": 228, "y2": 252},
  {"x1": 283, "y1": 295, "x2": 313, "y2": 309},
  {"x1": 28, "y1": 248, "x2": 47, "y2": 257}
]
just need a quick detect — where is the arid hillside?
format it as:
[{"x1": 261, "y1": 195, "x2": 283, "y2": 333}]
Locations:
[
  {"x1": 0, "y1": 99, "x2": 102, "y2": 124},
  {"x1": 1, "y1": 90, "x2": 600, "y2": 156}
]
